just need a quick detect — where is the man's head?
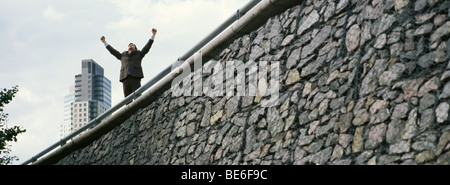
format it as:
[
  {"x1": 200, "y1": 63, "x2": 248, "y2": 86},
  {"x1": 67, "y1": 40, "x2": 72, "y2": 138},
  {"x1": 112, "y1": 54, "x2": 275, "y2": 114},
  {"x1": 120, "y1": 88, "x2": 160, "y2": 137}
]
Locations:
[{"x1": 128, "y1": 43, "x2": 137, "y2": 51}]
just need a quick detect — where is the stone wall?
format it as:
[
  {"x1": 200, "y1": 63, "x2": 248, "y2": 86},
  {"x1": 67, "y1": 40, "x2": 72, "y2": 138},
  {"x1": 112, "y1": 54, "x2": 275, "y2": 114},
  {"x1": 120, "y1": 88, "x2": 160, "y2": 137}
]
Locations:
[{"x1": 57, "y1": 0, "x2": 450, "y2": 165}]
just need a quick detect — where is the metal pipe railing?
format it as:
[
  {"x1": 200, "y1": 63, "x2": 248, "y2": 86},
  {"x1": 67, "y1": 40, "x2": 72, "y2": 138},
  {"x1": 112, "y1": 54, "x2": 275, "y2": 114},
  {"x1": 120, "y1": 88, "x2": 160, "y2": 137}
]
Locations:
[{"x1": 21, "y1": 0, "x2": 262, "y2": 165}]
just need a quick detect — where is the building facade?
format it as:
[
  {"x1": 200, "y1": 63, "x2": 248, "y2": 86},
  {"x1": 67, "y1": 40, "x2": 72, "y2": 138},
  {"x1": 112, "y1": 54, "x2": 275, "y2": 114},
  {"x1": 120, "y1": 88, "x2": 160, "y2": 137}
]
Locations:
[{"x1": 60, "y1": 59, "x2": 111, "y2": 138}]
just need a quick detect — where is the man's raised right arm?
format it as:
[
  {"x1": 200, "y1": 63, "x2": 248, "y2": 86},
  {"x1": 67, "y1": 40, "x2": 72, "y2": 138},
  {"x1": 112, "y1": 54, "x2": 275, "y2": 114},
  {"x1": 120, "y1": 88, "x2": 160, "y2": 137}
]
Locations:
[{"x1": 101, "y1": 36, "x2": 122, "y2": 60}]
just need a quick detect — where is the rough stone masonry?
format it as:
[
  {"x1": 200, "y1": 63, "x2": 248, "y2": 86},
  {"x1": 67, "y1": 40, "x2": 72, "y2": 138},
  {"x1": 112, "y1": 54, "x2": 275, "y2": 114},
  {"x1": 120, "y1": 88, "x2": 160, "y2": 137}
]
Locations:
[{"x1": 58, "y1": 0, "x2": 450, "y2": 165}]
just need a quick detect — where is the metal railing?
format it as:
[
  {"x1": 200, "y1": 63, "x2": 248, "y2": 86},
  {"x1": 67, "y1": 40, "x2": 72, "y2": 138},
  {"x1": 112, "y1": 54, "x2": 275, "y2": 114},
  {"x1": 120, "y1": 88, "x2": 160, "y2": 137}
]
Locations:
[{"x1": 21, "y1": 0, "x2": 262, "y2": 165}]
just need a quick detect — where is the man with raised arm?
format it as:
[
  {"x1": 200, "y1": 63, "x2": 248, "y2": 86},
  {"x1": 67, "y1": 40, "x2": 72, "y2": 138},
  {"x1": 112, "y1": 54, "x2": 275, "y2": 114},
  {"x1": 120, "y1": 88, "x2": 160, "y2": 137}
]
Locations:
[{"x1": 101, "y1": 28, "x2": 157, "y2": 98}]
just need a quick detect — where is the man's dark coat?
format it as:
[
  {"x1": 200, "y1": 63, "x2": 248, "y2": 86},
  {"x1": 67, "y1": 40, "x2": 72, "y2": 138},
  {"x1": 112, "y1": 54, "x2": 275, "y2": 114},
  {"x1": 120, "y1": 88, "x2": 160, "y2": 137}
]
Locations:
[{"x1": 106, "y1": 39, "x2": 154, "y2": 82}]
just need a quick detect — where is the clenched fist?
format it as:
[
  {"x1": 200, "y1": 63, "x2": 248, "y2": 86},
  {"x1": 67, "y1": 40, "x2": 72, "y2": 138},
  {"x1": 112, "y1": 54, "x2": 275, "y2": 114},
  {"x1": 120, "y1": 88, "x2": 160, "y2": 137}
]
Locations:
[
  {"x1": 100, "y1": 36, "x2": 106, "y2": 43},
  {"x1": 152, "y1": 28, "x2": 157, "y2": 36}
]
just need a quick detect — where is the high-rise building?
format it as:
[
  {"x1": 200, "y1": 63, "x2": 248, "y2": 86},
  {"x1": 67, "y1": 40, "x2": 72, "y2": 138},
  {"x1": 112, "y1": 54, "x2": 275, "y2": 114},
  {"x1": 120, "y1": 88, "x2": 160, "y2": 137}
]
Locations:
[{"x1": 60, "y1": 59, "x2": 111, "y2": 138}]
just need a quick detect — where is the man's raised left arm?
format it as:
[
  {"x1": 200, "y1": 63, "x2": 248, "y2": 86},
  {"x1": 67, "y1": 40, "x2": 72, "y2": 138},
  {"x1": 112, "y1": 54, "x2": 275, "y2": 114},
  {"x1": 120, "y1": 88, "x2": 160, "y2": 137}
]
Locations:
[{"x1": 141, "y1": 28, "x2": 157, "y2": 56}]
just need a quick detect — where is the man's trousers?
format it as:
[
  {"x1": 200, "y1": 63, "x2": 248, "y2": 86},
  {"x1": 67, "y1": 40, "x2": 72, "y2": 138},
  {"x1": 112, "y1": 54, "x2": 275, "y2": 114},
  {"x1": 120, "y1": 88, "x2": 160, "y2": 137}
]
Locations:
[{"x1": 122, "y1": 76, "x2": 141, "y2": 98}]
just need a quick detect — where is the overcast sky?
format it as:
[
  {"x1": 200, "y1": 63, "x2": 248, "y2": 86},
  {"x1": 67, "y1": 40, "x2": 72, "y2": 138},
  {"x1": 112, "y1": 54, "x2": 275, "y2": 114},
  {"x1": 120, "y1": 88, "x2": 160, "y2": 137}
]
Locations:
[{"x1": 0, "y1": 0, "x2": 247, "y2": 165}]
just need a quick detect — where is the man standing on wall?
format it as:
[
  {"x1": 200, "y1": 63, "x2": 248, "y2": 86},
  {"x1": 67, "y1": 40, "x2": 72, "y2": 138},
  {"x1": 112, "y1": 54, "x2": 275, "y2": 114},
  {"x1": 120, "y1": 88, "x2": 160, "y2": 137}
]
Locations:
[{"x1": 101, "y1": 28, "x2": 158, "y2": 98}]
